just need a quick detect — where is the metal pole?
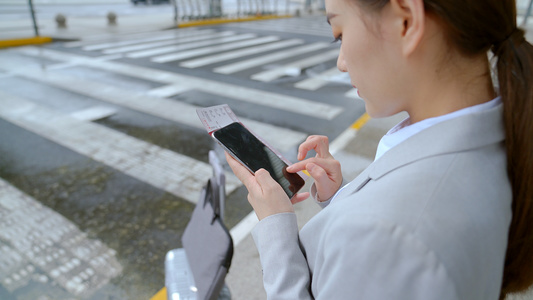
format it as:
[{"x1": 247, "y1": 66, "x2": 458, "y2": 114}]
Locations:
[
  {"x1": 209, "y1": 0, "x2": 222, "y2": 17},
  {"x1": 522, "y1": 0, "x2": 533, "y2": 26},
  {"x1": 172, "y1": 0, "x2": 179, "y2": 24},
  {"x1": 28, "y1": 0, "x2": 39, "y2": 36},
  {"x1": 194, "y1": 0, "x2": 202, "y2": 18},
  {"x1": 185, "y1": 0, "x2": 194, "y2": 19}
]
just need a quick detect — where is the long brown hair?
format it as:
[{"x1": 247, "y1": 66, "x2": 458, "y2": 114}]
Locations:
[{"x1": 358, "y1": 0, "x2": 533, "y2": 297}]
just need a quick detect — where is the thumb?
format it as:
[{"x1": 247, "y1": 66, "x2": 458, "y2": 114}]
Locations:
[
  {"x1": 254, "y1": 169, "x2": 272, "y2": 184},
  {"x1": 255, "y1": 169, "x2": 278, "y2": 194},
  {"x1": 291, "y1": 192, "x2": 310, "y2": 205}
]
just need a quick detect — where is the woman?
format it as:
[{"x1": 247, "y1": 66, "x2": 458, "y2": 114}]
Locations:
[{"x1": 225, "y1": 0, "x2": 533, "y2": 299}]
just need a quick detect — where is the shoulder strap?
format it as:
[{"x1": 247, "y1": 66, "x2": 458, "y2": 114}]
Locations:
[{"x1": 204, "y1": 178, "x2": 221, "y2": 223}]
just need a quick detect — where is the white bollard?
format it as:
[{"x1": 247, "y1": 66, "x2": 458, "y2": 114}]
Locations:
[
  {"x1": 55, "y1": 13, "x2": 67, "y2": 28},
  {"x1": 107, "y1": 12, "x2": 117, "y2": 26}
]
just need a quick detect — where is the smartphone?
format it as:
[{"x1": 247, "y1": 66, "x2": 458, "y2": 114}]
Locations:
[{"x1": 212, "y1": 122, "x2": 305, "y2": 199}]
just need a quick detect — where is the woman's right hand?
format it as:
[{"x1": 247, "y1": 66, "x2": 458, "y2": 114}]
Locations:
[{"x1": 286, "y1": 135, "x2": 343, "y2": 201}]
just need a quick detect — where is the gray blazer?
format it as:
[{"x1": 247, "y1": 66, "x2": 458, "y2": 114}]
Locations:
[{"x1": 252, "y1": 104, "x2": 512, "y2": 300}]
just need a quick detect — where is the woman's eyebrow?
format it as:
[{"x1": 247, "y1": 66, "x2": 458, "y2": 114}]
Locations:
[{"x1": 326, "y1": 13, "x2": 338, "y2": 25}]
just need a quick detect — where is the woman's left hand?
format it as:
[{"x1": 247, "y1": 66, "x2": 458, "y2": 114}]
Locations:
[{"x1": 225, "y1": 152, "x2": 300, "y2": 220}]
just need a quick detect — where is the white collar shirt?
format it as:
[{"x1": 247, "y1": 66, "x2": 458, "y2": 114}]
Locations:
[{"x1": 374, "y1": 97, "x2": 502, "y2": 161}]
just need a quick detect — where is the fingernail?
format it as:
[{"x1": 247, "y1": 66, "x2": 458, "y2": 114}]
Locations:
[{"x1": 306, "y1": 163, "x2": 315, "y2": 172}]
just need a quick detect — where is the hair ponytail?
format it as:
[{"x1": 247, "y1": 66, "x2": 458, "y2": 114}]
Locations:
[{"x1": 494, "y1": 28, "x2": 533, "y2": 298}]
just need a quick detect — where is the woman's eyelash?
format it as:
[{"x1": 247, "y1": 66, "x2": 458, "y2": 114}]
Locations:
[{"x1": 331, "y1": 35, "x2": 342, "y2": 44}]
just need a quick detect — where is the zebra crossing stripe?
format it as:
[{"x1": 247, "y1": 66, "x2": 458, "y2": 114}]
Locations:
[
  {"x1": 10, "y1": 47, "x2": 344, "y2": 121},
  {"x1": 150, "y1": 33, "x2": 258, "y2": 63},
  {"x1": 126, "y1": 31, "x2": 239, "y2": 59},
  {"x1": 229, "y1": 18, "x2": 332, "y2": 37},
  {"x1": 146, "y1": 85, "x2": 192, "y2": 98},
  {"x1": 82, "y1": 28, "x2": 208, "y2": 51},
  {"x1": 101, "y1": 29, "x2": 219, "y2": 54},
  {"x1": 0, "y1": 92, "x2": 241, "y2": 204},
  {"x1": 0, "y1": 57, "x2": 306, "y2": 152},
  {"x1": 213, "y1": 42, "x2": 330, "y2": 74},
  {"x1": 180, "y1": 39, "x2": 304, "y2": 68},
  {"x1": 63, "y1": 27, "x2": 199, "y2": 48},
  {"x1": 251, "y1": 48, "x2": 340, "y2": 82},
  {"x1": 294, "y1": 67, "x2": 343, "y2": 91},
  {"x1": 151, "y1": 36, "x2": 280, "y2": 63},
  {"x1": 69, "y1": 106, "x2": 117, "y2": 121}
]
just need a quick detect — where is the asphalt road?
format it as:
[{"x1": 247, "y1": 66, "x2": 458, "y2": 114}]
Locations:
[{"x1": 0, "y1": 16, "x2": 365, "y2": 299}]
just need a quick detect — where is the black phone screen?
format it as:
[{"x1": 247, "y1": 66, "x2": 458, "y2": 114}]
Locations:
[{"x1": 213, "y1": 122, "x2": 305, "y2": 198}]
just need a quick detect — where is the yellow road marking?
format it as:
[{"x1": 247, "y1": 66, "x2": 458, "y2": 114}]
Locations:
[
  {"x1": 351, "y1": 112, "x2": 370, "y2": 130},
  {"x1": 150, "y1": 287, "x2": 167, "y2": 300},
  {"x1": 0, "y1": 36, "x2": 52, "y2": 49},
  {"x1": 178, "y1": 15, "x2": 292, "y2": 28}
]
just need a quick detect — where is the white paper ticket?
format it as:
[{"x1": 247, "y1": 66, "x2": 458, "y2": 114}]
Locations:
[{"x1": 196, "y1": 104, "x2": 240, "y2": 134}]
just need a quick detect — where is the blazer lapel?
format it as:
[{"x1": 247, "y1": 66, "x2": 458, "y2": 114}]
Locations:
[
  {"x1": 332, "y1": 165, "x2": 373, "y2": 200},
  {"x1": 338, "y1": 104, "x2": 505, "y2": 198},
  {"x1": 368, "y1": 104, "x2": 505, "y2": 181}
]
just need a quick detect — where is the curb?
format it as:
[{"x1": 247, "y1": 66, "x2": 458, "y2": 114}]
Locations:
[
  {"x1": 329, "y1": 112, "x2": 369, "y2": 155},
  {"x1": 177, "y1": 15, "x2": 292, "y2": 28},
  {"x1": 0, "y1": 36, "x2": 53, "y2": 49}
]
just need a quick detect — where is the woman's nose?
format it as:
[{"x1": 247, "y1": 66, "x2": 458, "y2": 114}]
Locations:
[{"x1": 337, "y1": 49, "x2": 347, "y2": 72}]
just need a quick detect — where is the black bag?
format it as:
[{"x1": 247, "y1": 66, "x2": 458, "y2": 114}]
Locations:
[{"x1": 180, "y1": 160, "x2": 234, "y2": 300}]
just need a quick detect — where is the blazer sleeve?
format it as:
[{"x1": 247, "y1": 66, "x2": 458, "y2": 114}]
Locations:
[
  {"x1": 254, "y1": 213, "x2": 460, "y2": 300},
  {"x1": 310, "y1": 178, "x2": 348, "y2": 209},
  {"x1": 252, "y1": 213, "x2": 313, "y2": 300}
]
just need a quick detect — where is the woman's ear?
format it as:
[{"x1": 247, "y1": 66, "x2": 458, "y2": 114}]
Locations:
[{"x1": 389, "y1": 0, "x2": 425, "y2": 57}]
